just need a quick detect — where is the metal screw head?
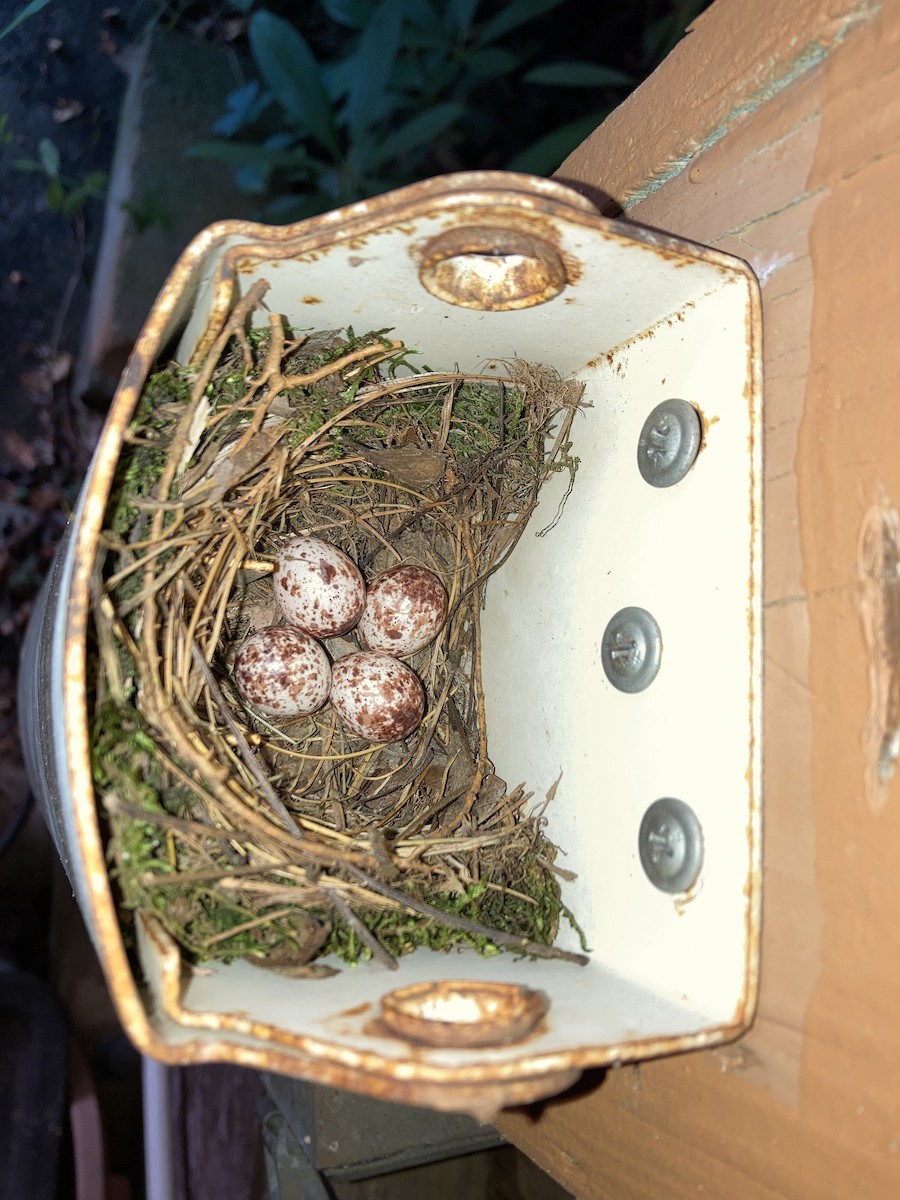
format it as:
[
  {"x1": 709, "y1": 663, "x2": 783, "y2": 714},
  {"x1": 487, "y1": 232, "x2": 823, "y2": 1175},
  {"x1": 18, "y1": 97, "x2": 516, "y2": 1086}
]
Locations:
[
  {"x1": 637, "y1": 399, "x2": 702, "y2": 487},
  {"x1": 639, "y1": 798, "x2": 704, "y2": 894},
  {"x1": 601, "y1": 607, "x2": 662, "y2": 693}
]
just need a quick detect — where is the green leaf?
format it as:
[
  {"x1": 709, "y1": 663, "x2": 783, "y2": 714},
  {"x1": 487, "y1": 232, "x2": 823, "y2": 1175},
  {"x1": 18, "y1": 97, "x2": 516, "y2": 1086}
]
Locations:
[
  {"x1": 248, "y1": 11, "x2": 339, "y2": 155},
  {"x1": 212, "y1": 81, "x2": 271, "y2": 137},
  {"x1": 323, "y1": 57, "x2": 355, "y2": 102},
  {"x1": 367, "y1": 101, "x2": 462, "y2": 169},
  {"x1": 402, "y1": 0, "x2": 436, "y2": 26},
  {"x1": 476, "y1": 0, "x2": 567, "y2": 46},
  {"x1": 59, "y1": 171, "x2": 105, "y2": 216},
  {"x1": 45, "y1": 175, "x2": 64, "y2": 212},
  {"x1": 506, "y1": 110, "x2": 607, "y2": 175},
  {"x1": 524, "y1": 61, "x2": 635, "y2": 88},
  {"x1": 465, "y1": 47, "x2": 521, "y2": 78},
  {"x1": 235, "y1": 165, "x2": 269, "y2": 194},
  {"x1": 400, "y1": 24, "x2": 450, "y2": 51},
  {"x1": 38, "y1": 136, "x2": 60, "y2": 178},
  {"x1": 443, "y1": 0, "x2": 479, "y2": 37},
  {"x1": 320, "y1": 0, "x2": 375, "y2": 27},
  {"x1": 345, "y1": 0, "x2": 404, "y2": 140},
  {"x1": 0, "y1": 0, "x2": 55, "y2": 42}
]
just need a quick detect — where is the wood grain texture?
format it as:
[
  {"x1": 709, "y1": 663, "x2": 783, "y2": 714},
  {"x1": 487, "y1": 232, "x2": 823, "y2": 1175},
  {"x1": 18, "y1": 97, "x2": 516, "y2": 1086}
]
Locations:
[{"x1": 498, "y1": 1, "x2": 900, "y2": 1196}]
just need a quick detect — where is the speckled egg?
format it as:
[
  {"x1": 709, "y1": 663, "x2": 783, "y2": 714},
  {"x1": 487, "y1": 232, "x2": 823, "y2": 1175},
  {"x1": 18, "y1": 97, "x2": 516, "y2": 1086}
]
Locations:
[
  {"x1": 273, "y1": 536, "x2": 366, "y2": 638},
  {"x1": 358, "y1": 565, "x2": 448, "y2": 657},
  {"x1": 330, "y1": 652, "x2": 425, "y2": 743},
  {"x1": 233, "y1": 625, "x2": 331, "y2": 718}
]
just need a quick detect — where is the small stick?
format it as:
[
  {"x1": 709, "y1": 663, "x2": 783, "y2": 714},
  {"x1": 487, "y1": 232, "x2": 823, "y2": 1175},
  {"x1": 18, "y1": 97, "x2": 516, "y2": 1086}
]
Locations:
[
  {"x1": 190, "y1": 642, "x2": 302, "y2": 839},
  {"x1": 327, "y1": 888, "x2": 398, "y2": 971},
  {"x1": 342, "y1": 864, "x2": 589, "y2": 966},
  {"x1": 202, "y1": 906, "x2": 297, "y2": 949}
]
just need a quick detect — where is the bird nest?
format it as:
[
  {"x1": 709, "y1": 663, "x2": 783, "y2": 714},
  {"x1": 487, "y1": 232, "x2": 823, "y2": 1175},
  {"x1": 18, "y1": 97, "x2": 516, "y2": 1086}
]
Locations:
[{"x1": 91, "y1": 279, "x2": 588, "y2": 977}]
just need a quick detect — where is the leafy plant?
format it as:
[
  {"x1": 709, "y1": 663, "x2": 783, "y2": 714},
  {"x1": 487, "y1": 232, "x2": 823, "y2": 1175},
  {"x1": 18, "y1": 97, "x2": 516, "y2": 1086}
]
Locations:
[
  {"x1": 189, "y1": 0, "x2": 634, "y2": 222},
  {"x1": 121, "y1": 186, "x2": 175, "y2": 234},
  {"x1": 0, "y1": 0, "x2": 55, "y2": 42},
  {"x1": 13, "y1": 135, "x2": 106, "y2": 218}
]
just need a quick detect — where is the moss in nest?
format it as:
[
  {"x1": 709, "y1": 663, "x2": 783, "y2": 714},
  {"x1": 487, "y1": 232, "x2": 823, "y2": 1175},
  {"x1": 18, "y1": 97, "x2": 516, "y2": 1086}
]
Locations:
[{"x1": 108, "y1": 368, "x2": 186, "y2": 537}]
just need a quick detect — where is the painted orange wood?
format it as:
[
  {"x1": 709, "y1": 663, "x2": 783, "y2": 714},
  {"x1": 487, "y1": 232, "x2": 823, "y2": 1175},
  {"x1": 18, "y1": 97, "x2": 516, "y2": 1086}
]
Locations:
[{"x1": 498, "y1": 2, "x2": 900, "y2": 1196}]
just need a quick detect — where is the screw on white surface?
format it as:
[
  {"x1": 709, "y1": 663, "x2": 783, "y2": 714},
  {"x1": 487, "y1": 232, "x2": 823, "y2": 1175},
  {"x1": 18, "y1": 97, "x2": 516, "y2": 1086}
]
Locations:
[
  {"x1": 638, "y1": 798, "x2": 704, "y2": 893},
  {"x1": 637, "y1": 399, "x2": 702, "y2": 487},
  {"x1": 601, "y1": 606, "x2": 662, "y2": 693}
]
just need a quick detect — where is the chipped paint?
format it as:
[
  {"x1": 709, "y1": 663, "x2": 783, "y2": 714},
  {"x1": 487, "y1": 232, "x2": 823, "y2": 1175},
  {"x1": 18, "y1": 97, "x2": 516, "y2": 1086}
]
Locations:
[
  {"x1": 857, "y1": 489, "x2": 900, "y2": 810},
  {"x1": 622, "y1": 2, "x2": 881, "y2": 210}
]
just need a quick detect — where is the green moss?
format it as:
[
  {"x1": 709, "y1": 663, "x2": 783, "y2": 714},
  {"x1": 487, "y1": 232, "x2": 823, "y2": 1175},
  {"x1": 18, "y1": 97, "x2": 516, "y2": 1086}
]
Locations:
[{"x1": 108, "y1": 367, "x2": 187, "y2": 536}]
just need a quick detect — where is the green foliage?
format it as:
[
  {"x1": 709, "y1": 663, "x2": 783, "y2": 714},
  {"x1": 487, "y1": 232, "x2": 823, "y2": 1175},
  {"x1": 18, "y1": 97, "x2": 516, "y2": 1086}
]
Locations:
[
  {"x1": 12, "y1": 133, "x2": 106, "y2": 218},
  {"x1": 0, "y1": 0, "x2": 55, "y2": 42},
  {"x1": 108, "y1": 367, "x2": 187, "y2": 537},
  {"x1": 121, "y1": 187, "x2": 175, "y2": 234},
  {"x1": 190, "y1": 0, "x2": 665, "y2": 221}
]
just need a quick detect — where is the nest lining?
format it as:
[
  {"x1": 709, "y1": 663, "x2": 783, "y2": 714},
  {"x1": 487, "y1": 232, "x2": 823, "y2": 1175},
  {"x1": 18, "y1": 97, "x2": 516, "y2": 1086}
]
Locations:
[{"x1": 91, "y1": 279, "x2": 588, "y2": 976}]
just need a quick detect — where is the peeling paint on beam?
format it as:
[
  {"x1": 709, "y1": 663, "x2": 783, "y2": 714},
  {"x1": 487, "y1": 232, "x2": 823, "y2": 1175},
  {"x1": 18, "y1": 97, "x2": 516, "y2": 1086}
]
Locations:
[{"x1": 621, "y1": 0, "x2": 882, "y2": 210}]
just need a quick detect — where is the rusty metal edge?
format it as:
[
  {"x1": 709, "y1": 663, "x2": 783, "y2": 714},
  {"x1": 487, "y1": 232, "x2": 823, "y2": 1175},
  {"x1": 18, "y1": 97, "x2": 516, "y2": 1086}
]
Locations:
[{"x1": 61, "y1": 171, "x2": 763, "y2": 1105}]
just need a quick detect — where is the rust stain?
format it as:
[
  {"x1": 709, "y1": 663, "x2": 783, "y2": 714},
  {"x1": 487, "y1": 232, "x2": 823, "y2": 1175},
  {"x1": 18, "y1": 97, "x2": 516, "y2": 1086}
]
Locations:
[
  {"x1": 333, "y1": 1001, "x2": 372, "y2": 1020},
  {"x1": 857, "y1": 491, "x2": 900, "y2": 811},
  {"x1": 693, "y1": 403, "x2": 720, "y2": 455},
  {"x1": 734, "y1": 254, "x2": 763, "y2": 1038}
]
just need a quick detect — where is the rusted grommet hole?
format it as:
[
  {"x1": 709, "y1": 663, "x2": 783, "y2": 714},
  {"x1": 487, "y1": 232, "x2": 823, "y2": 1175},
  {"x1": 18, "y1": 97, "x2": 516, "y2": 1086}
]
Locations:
[
  {"x1": 380, "y1": 980, "x2": 549, "y2": 1048},
  {"x1": 418, "y1": 227, "x2": 567, "y2": 311}
]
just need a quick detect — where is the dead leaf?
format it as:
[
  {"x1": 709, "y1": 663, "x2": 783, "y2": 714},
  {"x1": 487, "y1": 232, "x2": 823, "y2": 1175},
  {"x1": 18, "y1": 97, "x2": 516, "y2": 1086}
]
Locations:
[
  {"x1": 184, "y1": 424, "x2": 287, "y2": 505},
  {"x1": 345, "y1": 439, "x2": 446, "y2": 489},
  {"x1": 98, "y1": 30, "x2": 117, "y2": 56},
  {"x1": 45, "y1": 350, "x2": 72, "y2": 383},
  {"x1": 19, "y1": 370, "x2": 52, "y2": 399},
  {"x1": 248, "y1": 959, "x2": 340, "y2": 979},
  {"x1": 2, "y1": 430, "x2": 38, "y2": 470},
  {"x1": 52, "y1": 98, "x2": 84, "y2": 124}
]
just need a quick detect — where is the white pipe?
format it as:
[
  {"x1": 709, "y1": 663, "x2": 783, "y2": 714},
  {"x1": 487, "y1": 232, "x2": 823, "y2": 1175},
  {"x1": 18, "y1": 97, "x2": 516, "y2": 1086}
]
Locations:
[{"x1": 142, "y1": 1056, "x2": 176, "y2": 1200}]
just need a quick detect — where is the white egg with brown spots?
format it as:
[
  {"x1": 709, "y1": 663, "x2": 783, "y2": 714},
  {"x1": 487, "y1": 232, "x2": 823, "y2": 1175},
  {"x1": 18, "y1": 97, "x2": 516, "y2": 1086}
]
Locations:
[
  {"x1": 273, "y1": 535, "x2": 366, "y2": 638},
  {"x1": 233, "y1": 626, "x2": 331, "y2": 718},
  {"x1": 358, "y1": 564, "x2": 448, "y2": 657},
  {"x1": 330, "y1": 652, "x2": 425, "y2": 742}
]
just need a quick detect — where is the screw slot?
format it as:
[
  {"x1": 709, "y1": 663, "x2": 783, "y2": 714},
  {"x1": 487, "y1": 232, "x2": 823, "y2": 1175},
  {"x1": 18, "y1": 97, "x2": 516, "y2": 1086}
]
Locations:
[
  {"x1": 638, "y1": 798, "x2": 703, "y2": 893},
  {"x1": 637, "y1": 399, "x2": 702, "y2": 487},
  {"x1": 601, "y1": 607, "x2": 662, "y2": 693}
]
